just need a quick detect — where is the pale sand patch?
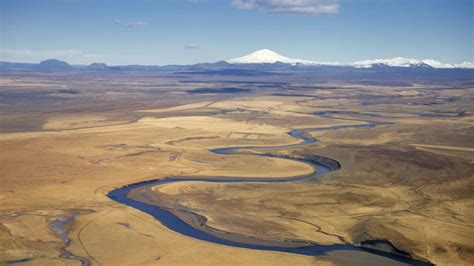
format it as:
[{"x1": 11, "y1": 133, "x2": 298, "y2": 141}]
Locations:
[
  {"x1": 272, "y1": 110, "x2": 315, "y2": 118},
  {"x1": 42, "y1": 115, "x2": 110, "y2": 130},
  {"x1": 138, "y1": 116, "x2": 286, "y2": 134},
  {"x1": 394, "y1": 117, "x2": 474, "y2": 125},
  {"x1": 210, "y1": 98, "x2": 312, "y2": 113},
  {"x1": 397, "y1": 90, "x2": 423, "y2": 96},
  {"x1": 412, "y1": 144, "x2": 474, "y2": 162},
  {"x1": 0, "y1": 120, "x2": 156, "y2": 140},
  {"x1": 140, "y1": 101, "x2": 213, "y2": 113},
  {"x1": 153, "y1": 182, "x2": 198, "y2": 195},
  {"x1": 0, "y1": 116, "x2": 202, "y2": 141},
  {"x1": 313, "y1": 131, "x2": 406, "y2": 145},
  {"x1": 0, "y1": 79, "x2": 58, "y2": 87},
  {"x1": 179, "y1": 154, "x2": 314, "y2": 178},
  {"x1": 411, "y1": 144, "x2": 474, "y2": 152},
  {"x1": 209, "y1": 100, "x2": 285, "y2": 111},
  {"x1": 2, "y1": 215, "x2": 59, "y2": 243}
]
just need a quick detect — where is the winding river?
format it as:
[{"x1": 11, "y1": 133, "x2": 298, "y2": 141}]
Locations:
[{"x1": 108, "y1": 112, "x2": 431, "y2": 266}]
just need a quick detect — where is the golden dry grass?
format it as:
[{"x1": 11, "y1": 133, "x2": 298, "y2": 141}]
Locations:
[{"x1": 1, "y1": 74, "x2": 473, "y2": 265}]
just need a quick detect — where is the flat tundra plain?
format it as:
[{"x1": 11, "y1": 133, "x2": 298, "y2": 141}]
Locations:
[{"x1": 0, "y1": 71, "x2": 473, "y2": 265}]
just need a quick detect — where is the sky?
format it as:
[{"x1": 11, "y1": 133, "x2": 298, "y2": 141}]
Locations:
[{"x1": 1, "y1": 0, "x2": 472, "y2": 65}]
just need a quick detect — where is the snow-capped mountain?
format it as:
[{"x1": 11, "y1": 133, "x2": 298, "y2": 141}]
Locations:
[
  {"x1": 227, "y1": 49, "x2": 340, "y2": 66},
  {"x1": 352, "y1": 57, "x2": 458, "y2": 69},
  {"x1": 227, "y1": 49, "x2": 473, "y2": 69}
]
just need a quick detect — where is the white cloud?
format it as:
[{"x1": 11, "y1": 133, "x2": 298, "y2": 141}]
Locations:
[
  {"x1": 0, "y1": 49, "x2": 103, "y2": 64},
  {"x1": 231, "y1": 0, "x2": 339, "y2": 15},
  {"x1": 114, "y1": 19, "x2": 148, "y2": 28},
  {"x1": 184, "y1": 43, "x2": 200, "y2": 49}
]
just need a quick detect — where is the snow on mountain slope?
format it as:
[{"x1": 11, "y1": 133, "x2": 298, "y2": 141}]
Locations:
[
  {"x1": 352, "y1": 57, "x2": 474, "y2": 69},
  {"x1": 353, "y1": 57, "x2": 450, "y2": 68},
  {"x1": 227, "y1": 49, "x2": 340, "y2": 65},
  {"x1": 227, "y1": 49, "x2": 473, "y2": 69}
]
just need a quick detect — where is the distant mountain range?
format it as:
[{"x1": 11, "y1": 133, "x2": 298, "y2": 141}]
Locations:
[
  {"x1": 228, "y1": 49, "x2": 474, "y2": 69},
  {"x1": 1, "y1": 49, "x2": 473, "y2": 73}
]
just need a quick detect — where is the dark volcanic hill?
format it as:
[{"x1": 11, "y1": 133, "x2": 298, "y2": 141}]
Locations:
[
  {"x1": 87, "y1": 63, "x2": 110, "y2": 71},
  {"x1": 39, "y1": 59, "x2": 70, "y2": 69}
]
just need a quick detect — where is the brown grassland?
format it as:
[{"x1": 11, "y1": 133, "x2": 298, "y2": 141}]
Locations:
[{"x1": 0, "y1": 72, "x2": 473, "y2": 265}]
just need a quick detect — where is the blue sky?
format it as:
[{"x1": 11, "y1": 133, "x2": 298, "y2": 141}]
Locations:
[{"x1": 1, "y1": 0, "x2": 472, "y2": 65}]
